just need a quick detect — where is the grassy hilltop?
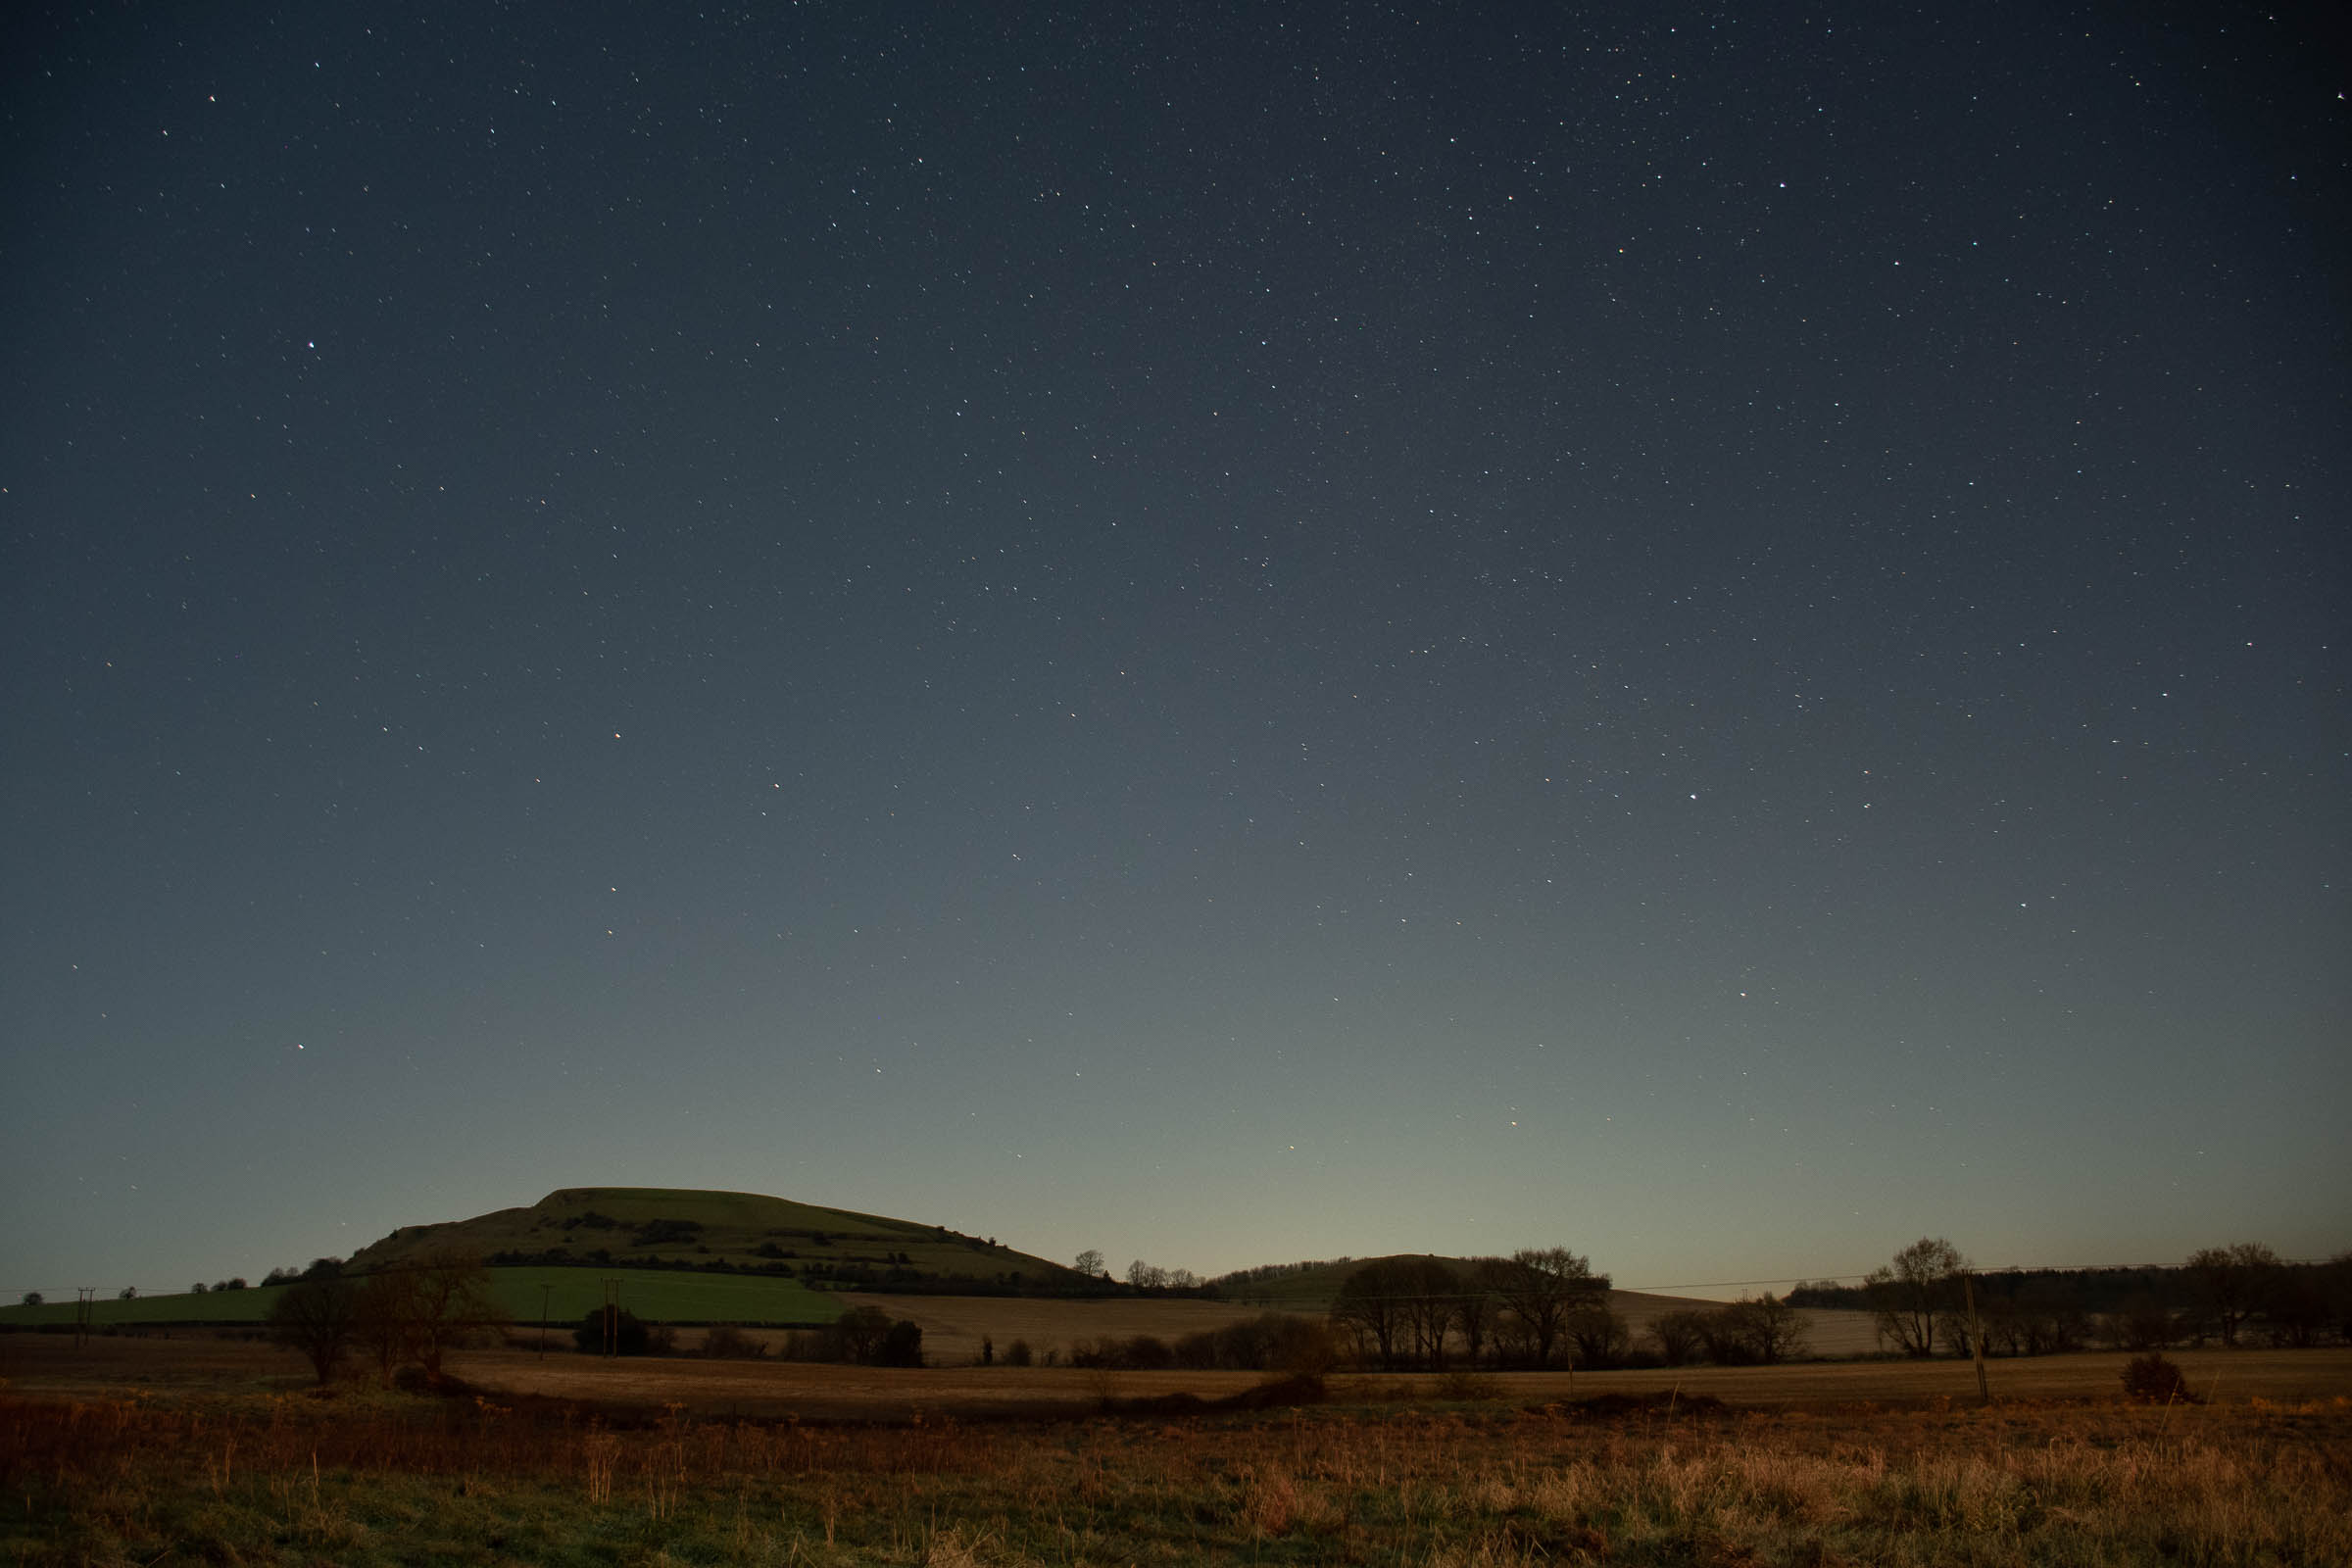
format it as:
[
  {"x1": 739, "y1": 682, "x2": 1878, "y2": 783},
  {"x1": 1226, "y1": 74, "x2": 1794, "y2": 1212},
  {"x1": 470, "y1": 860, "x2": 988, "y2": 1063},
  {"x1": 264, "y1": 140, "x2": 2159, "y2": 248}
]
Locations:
[
  {"x1": 348, "y1": 1186, "x2": 1086, "y2": 1296},
  {"x1": 0, "y1": 1188, "x2": 1097, "y2": 1332}
]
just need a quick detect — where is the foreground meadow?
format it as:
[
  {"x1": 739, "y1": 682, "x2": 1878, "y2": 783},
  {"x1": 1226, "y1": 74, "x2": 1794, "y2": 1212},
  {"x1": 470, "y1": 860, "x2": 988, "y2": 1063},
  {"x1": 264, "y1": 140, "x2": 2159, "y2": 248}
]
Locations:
[{"x1": 5, "y1": 1345, "x2": 2349, "y2": 1565}]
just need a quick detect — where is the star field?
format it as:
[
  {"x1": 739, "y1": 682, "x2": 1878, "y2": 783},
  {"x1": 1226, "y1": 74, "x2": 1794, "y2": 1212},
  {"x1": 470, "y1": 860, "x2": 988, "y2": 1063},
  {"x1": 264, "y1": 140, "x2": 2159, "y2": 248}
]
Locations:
[{"x1": 3, "y1": 2, "x2": 2345, "y2": 1295}]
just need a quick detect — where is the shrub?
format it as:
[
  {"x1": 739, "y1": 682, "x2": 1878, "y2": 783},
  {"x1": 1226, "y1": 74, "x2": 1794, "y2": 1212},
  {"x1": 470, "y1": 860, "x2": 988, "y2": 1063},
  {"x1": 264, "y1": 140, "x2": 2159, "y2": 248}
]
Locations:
[
  {"x1": 701, "y1": 1324, "x2": 765, "y2": 1359},
  {"x1": 1440, "y1": 1369, "x2": 1502, "y2": 1400},
  {"x1": 2121, "y1": 1352, "x2": 2196, "y2": 1403},
  {"x1": 1003, "y1": 1338, "x2": 1034, "y2": 1366},
  {"x1": 1122, "y1": 1335, "x2": 1174, "y2": 1369},
  {"x1": 778, "y1": 1307, "x2": 922, "y2": 1366},
  {"x1": 573, "y1": 1307, "x2": 654, "y2": 1356},
  {"x1": 877, "y1": 1319, "x2": 923, "y2": 1367}
]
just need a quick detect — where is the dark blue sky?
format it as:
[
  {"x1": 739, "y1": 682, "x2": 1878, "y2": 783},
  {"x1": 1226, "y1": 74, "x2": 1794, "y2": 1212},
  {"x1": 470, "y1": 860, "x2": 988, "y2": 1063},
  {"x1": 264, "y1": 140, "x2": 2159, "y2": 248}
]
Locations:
[{"x1": 5, "y1": 2, "x2": 2345, "y2": 1297}]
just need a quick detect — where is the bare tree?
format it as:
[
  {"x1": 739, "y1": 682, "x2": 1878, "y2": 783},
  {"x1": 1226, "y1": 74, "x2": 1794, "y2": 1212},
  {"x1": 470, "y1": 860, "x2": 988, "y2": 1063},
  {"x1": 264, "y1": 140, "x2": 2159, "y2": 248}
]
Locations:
[
  {"x1": 1566, "y1": 1303, "x2": 1630, "y2": 1369},
  {"x1": 1073, "y1": 1249, "x2": 1104, "y2": 1278},
  {"x1": 1331, "y1": 1259, "x2": 1417, "y2": 1369},
  {"x1": 1490, "y1": 1248, "x2": 1608, "y2": 1369},
  {"x1": 1649, "y1": 1309, "x2": 1709, "y2": 1367},
  {"x1": 1719, "y1": 1293, "x2": 1811, "y2": 1364},
  {"x1": 349, "y1": 1250, "x2": 507, "y2": 1383},
  {"x1": 1396, "y1": 1259, "x2": 1463, "y2": 1370},
  {"x1": 406, "y1": 1250, "x2": 507, "y2": 1376},
  {"x1": 268, "y1": 1276, "x2": 358, "y2": 1384},
  {"x1": 1456, "y1": 1260, "x2": 1504, "y2": 1366},
  {"x1": 353, "y1": 1270, "x2": 419, "y2": 1383},
  {"x1": 2184, "y1": 1243, "x2": 2280, "y2": 1347},
  {"x1": 2101, "y1": 1293, "x2": 2178, "y2": 1351},
  {"x1": 1865, "y1": 1238, "x2": 1966, "y2": 1357}
]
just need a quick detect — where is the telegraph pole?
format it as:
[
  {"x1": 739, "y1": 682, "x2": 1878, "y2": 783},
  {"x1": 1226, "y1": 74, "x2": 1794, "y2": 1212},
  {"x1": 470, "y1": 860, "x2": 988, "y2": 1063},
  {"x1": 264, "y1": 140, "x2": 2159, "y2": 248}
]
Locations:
[
  {"x1": 74, "y1": 1288, "x2": 95, "y2": 1349},
  {"x1": 539, "y1": 1282, "x2": 553, "y2": 1360},
  {"x1": 1963, "y1": 1271, "x2": 1991, "y2": 1404},
  {"x1": 601, "y1": 1277, "x2": 621, "y2": 1358}
]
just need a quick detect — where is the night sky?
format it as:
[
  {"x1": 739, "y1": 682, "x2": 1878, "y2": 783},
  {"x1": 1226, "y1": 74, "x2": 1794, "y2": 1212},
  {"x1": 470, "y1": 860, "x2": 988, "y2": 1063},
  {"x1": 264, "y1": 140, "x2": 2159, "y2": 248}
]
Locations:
[{"x1": 5, "y1": 3, "x2": 2345, "y2": 1300}]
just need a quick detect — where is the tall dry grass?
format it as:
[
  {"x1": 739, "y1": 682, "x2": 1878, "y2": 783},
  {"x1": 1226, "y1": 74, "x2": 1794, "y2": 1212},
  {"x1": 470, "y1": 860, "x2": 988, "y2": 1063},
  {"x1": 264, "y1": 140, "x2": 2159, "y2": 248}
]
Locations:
[{"x1": 4, "y1": 1386, "x2": 2346, "y2": 1565}]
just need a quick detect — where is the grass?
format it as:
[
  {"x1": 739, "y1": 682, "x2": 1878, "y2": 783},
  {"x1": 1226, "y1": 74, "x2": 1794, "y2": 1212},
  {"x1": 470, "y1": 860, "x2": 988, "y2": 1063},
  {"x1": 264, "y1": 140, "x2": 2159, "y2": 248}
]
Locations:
[
  {"x1": 345, "y1": 1185, "x2": 1084, "y2": 1289},
  {"x1": 0, "y1": 1268, "x2": 841, "y2": 1334},
  {"x1": 4, "y1": 1378, "x2": 2347, "y2": 1565},
  {"x1": 1, "y1": 1286, "x2": 294, "y2": 1330},
  {"x1": 475, "y1": 1267, "x2": 840, "y2": 1327}
]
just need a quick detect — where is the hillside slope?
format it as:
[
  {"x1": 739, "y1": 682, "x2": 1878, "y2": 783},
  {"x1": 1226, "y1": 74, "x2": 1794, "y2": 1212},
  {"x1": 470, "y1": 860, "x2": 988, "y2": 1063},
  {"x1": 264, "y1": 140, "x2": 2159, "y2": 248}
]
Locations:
[{"x1": 346, "y1": 1187, "x2": 1087, "y2": 1296}]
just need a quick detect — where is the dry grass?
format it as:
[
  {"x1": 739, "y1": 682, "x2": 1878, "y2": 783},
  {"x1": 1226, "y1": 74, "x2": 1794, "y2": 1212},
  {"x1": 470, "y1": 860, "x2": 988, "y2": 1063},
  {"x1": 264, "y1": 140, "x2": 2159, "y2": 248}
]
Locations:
[{"x1": 4, "y1": 1377, "x2": 2347, "y2": 1566}]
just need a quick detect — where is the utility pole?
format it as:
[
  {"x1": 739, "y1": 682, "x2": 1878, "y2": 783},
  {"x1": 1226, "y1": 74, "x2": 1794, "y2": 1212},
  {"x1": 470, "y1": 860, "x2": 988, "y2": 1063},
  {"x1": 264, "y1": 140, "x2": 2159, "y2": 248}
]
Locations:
[
  {"x1": 601, "y1": 1277, "x2": 621, "y2": 1358},
  {"x1": 1963, "y1": 1271, "x2": 1990, "y2": 1405},
  {"x1": 74, "y1": 1288, "x2": 95, "y2": 1349},
  {"x1": 539, "y1": 1282, "x2": 553, "y2": 1360}
]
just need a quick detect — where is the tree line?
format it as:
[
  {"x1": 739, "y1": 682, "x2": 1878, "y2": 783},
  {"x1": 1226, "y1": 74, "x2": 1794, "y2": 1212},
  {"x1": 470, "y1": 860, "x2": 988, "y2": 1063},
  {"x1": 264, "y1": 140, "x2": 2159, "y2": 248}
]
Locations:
[
  {"x1": 265, "y1": 1249, "x2": 506, "y2": 1387},
  {"x1": 1809, "y1": 1239, "x2": 2352, "y2": 1357},
  {"x1": 1324, "y1": 1248, "x2": 1814, "y2": 1372}
]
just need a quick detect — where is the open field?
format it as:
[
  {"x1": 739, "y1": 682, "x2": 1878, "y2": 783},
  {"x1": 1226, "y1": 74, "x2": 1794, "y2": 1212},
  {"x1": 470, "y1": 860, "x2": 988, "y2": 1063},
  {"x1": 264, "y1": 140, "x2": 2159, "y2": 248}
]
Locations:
[
  {"x1": 3, "y1": 1281, "x2": 1882, "y2": 1373},
  {"x1": 9, "y1": 1331, "x2": 2349, "y2": 1421},
  {"x1": 470, "y1": 1267, "x2": 840, "y2": 1327},
  {"x1": 4, "y1": 1365, "x2": 2347, "y2": 1566}
]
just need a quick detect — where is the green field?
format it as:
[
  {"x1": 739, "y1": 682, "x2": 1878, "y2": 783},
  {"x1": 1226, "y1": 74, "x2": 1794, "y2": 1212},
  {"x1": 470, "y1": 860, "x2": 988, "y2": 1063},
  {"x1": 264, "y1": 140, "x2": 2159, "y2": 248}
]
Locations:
[
  {"x1": 0, "y1": 1267, "x2": 841, "y2": 1331},
  {"x1": 1, "y1": 1285, "x2": 292, "y2": 1329},
  {"x1": 477, "y1": 1266, "x2": 840, "y2": 1327}
]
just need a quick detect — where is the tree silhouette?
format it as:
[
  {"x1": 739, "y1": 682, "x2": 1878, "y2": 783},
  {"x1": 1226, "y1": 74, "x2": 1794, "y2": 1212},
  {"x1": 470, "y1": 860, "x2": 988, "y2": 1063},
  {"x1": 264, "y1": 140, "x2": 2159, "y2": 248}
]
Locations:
[
  {"x1": 1866, "y1": 1238, "x2": 1966, "y2": 1357},
  {"x1": 268, "y1": 1276, "x2": 359, "y2": 1384},
  {"x1": 2184, "y1": 1243, "x2": 2279, "y2": 1347},
  {"x1": 1490, "y1": 1248, "x2": 1608, "y2": 1369}
]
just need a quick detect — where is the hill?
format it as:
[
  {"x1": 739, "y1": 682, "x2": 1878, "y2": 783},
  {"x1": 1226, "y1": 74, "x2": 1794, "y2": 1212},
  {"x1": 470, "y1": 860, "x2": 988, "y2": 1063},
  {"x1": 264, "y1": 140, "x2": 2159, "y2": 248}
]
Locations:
[{"x1": 347, "y1": 1187, "x2": 1092, "y2": 1296}]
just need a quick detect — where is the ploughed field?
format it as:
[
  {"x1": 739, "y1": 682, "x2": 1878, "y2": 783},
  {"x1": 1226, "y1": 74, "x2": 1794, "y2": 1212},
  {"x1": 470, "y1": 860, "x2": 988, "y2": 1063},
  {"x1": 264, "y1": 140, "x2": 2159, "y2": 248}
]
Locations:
[{"x1": 5, "y1": 1336, "x2": 2348, "y2": 1567}]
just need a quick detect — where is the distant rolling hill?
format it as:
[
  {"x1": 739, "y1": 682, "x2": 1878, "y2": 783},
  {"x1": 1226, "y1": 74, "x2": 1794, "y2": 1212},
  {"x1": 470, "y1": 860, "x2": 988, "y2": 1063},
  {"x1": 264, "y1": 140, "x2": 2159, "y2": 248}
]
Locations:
[
  {"x1": 349, "y1": 1186, "x2": 1091, "y2": 1297},
  {"x1": 0, "y1": 1188, "x2": 1095, "y2": 1332}
]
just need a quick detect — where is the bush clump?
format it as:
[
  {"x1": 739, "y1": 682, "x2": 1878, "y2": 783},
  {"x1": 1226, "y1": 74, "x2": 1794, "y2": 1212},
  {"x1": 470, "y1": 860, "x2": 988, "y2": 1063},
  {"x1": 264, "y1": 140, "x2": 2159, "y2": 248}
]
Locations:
[
  {"x1": 778, "y1": 1305, "x2": 923, "y2": 1366},
  {"x1": 573, "y1": 1307, "x2": 656, "y2": 1356},
  {"x1": 2121, "y1": 1351, "x2": 2196, "y2": 1403},
  {"x1": 701, "y1": 1324, "x2": 766, "y2": 1359}
]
